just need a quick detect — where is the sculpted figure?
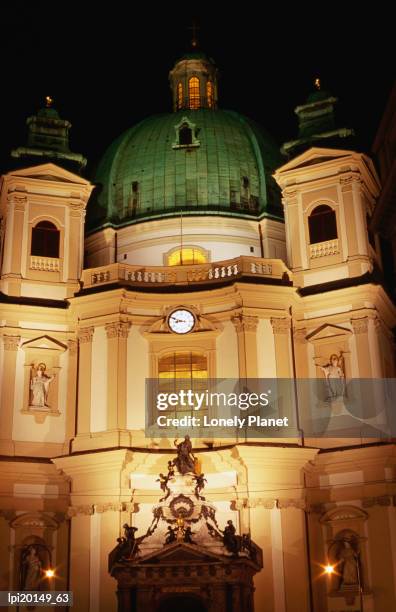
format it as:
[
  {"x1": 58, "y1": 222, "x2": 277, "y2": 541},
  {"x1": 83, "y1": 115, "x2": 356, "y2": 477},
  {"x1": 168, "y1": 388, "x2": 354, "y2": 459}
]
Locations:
[
  {"x1": 173, "y1": 435, "x2": 195, "y2": 475},
  {"x1": 30, "y1": 363, "x2": 55, "y2": 407},
  {"x1": 315, "y1": 353, "x2": 345, "y2": 399},
  {"x1": 21, "y1": 546, "x2": 42, "y2": 590}
]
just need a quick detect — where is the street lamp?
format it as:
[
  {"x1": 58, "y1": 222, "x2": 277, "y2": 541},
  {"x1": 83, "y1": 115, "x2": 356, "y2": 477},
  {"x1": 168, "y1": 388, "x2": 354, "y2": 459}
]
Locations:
[{"x1": 45, "y1": 569, "x2": 55, "y2": 579}]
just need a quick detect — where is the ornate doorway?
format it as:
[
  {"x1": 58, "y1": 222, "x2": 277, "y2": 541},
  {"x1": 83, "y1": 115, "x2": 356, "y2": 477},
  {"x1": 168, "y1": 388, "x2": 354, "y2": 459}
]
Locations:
[{"x1": 157, "y1": 594, "x2": 207, "y2": 612}]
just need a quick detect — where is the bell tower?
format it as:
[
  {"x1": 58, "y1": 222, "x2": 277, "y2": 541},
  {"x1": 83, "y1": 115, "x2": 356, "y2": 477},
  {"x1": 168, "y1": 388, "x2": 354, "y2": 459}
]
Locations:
[{"x1": 0, "y1": 101, "x2": 94, "y2": 299}]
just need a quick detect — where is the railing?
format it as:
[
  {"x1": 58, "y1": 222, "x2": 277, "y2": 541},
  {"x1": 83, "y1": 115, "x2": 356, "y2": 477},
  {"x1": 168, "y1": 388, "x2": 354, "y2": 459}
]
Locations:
[
  {"x1": 81, "y1": 256, "x2": 292, "y2": 290},
  {"x1": 309, "y1": 239, "x2": 340, "y2": 259},
  {"x1": 30, "y1": 256, "x2": 60, "y2": 272}
]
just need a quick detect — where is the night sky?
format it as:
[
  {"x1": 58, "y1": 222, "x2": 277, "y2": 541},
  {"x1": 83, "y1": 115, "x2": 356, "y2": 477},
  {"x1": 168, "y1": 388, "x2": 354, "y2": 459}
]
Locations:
[{"x1": 0, "y1": 2, "x2": 394, "y2": 176}]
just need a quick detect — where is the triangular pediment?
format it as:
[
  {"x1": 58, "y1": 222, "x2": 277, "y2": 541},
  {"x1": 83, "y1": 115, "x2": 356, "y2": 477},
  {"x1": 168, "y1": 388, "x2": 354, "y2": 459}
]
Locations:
[
  {"x1": 21, "y1": 335, "x2": 67, "y2": 352},
  {"x1": 276, "y1": 147, "x2": 354, "y2": 174},
  {"x1": 7, "y1": 163, "x2": 90, "y2": 186},
  {"x1": 306, "y1": 323, "x2": 352, "y2": 342},
  {"x1": 138, "y1": 542, "x2": 226, "y2": 565}
]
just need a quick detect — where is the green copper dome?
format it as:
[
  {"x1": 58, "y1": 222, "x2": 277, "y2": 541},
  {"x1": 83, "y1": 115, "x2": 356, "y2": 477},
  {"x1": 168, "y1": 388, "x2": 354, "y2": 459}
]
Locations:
[{"x1": 88, "y1": 109, "x2": 283, "y2": 231}]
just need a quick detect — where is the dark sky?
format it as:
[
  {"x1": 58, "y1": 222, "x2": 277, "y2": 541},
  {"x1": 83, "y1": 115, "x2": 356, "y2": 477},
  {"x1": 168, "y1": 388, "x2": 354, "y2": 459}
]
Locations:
[{"x1": 0, "y1": 2, "x2": 394, "y2": 175}]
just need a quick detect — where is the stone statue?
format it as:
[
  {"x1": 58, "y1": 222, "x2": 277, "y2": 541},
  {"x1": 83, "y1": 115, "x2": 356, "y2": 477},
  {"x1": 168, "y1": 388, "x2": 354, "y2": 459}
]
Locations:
[
  {"x1": 165, "y1": 525, "x2": 177, "y2": 545},
  {"x1": 193, "y1": 473, "x2": 207, "y2": 500},
  {"x1": 339, "y1": 539, "x2": 359, "y2": 587},
  {"x1": 167, "y1": 461, "x2": 175, "y2": 478},
  {"x1": 315, "y1": 353, "x2": 345, "y2": 399},
  {"x1": 122, "y1": 524, "x2": 138, "y2": 558},
  {"x1": 184, "y1": 526, "x2": 194, "y2": 544},
  {"x1": 21, "y1": 545, "x2": 42, "y2": 590},
  {"x1": 173, "y1": 435, "x2": 195, "y2": 475},
  {"x1": 223, "y1": 520, "x2": 240, "y2": 554},
  {"x1": 30, "y1": 363, "x2": 55, "y2": 408},
  {"x1": 156, "y1": 473, "x2": 171, "y2": 501}
]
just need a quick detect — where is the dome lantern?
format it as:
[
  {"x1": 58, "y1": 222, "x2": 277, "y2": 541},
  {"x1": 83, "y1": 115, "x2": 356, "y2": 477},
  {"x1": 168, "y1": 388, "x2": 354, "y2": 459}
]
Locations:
[{"x1": 169, "y1": 51, "x2": 218, "y2": 112}]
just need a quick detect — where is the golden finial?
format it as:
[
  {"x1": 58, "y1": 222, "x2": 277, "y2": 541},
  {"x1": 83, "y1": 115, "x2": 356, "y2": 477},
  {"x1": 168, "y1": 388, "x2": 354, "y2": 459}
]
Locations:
[
  {"x1": 45, "y1": 96, "x2": 54, "y2": 108},
  {"x1": 314, "y1": 78, "x2": 321, "y2": 90}
]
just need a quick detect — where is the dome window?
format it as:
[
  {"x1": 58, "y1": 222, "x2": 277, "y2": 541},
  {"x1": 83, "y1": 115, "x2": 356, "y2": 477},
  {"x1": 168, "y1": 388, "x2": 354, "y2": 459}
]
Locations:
[
  {"x1": 167, "y1": 247, "x2": 208, "y2": 266},
  {"x1": 308, "y1": 204, "x2": 337, "y2": 244},
  {"x1": 177, "y1": 82, "x2": 183, "y2": 110},
  {"x1": 31, "y1": 220, "x2": 60, "y2": 258},
  {"x1": 173, "y1": 116, "x2": 200, "y2": 150},
  {"x1": 188, "y1": 77, "x2": 200, "y2": 110},
  {"x1": 206, "y1": 81, "x2": 213, "y2": 109}
]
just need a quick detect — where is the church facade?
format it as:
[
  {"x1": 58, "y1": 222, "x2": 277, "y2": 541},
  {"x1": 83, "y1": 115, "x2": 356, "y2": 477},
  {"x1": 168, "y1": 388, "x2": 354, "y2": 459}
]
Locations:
[{"x1": 0, "y1": 49, "x2": 395, "y2": 612}]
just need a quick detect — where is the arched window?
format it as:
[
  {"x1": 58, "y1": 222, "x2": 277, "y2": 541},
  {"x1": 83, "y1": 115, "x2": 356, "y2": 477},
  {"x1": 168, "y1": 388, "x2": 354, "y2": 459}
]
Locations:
[
  {"x1": 308, "y1": 205, "x2": 337, "y2": 244},
  {"x1": 179, "y1": 124, "x2": 193, "y2": 146},
  {"x1": 168, "y1": 247, "x2": 208, "y2": 266},
  {"x1": 206, "y1": 81, "x2": 213, "y2": 108},
  {"x1": 159, "y1": 352, "x2": 208, "y2": 417},
  {"x1": 31, "y1": 221, "x2": 60, "y2": 258},
  {"x1": 188, "y1": 77, "x2": 200, "y2": 110},
  {"x1": 177, "y1": 82, "x2": 183, "y2": 110}
]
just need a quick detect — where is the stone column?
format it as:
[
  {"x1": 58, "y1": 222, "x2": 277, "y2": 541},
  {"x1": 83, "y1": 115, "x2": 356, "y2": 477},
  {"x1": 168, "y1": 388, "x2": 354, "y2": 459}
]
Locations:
[
  {"x1": 76, "y1": 327, "x2": 94, "y2": 436},
  {"x1": 232, "y1": 315, "x2": 259, "y2": 378},
  {"x1": 105, "y1": 321, "x2": 130, "y2": 431},
  {"x1": 63, "y1": 339, "x2": 78, "y2": 454},
  {"x1": 279, "y1": 504, "x2": 311, "y2": 612},
  {"x1": 10, "y1": 195, "x2": 27, "y2": 277},
  {"x1": 69, "y1": 513, "x2": 91, "y2": 612},
  {"x1": 0, "y1": 335, "x2": 20, "y2": 454},
  {"x1": 351, "y1": 317, "x2": 371, "y2": 377},
  {"x1": 270, "y1": 318, "x2": 292, "y2": 377}
]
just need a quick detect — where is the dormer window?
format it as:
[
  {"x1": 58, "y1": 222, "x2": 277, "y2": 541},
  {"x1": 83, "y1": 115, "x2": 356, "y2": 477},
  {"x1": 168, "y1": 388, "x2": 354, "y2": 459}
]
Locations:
[
  {"x1": 188, "y1": 77, "x2": 200, "y2": 110},
  {"x1": 179, "y1": 125, "x2": 192, "y2": 146},
  {"x1": 173, "y1": 116, "x2": 200, "y2": 150}
]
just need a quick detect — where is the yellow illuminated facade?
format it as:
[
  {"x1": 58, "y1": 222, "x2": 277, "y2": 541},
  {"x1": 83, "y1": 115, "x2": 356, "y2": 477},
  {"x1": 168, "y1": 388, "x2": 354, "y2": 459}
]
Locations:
[{"x1": 0, "y1": 49, "x2": 395, "y2": 612}]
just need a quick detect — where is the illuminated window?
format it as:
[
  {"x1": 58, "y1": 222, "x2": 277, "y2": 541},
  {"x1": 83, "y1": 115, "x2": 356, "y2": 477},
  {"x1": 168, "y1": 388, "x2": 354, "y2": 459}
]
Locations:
[
  {"x1": 177, "y1": 82, "x2": 183, "y2": 110},
  {"x1": 188, "y1": 77, "x2": 200, "y2": 109},
  {"x1": 168, "y1": 247, "x2": 208, "y2": 266},
  {"x1": 159, "y1": 352, "x2": 208, "y2": 417},
  {"x1": 308, "y1": 205, "x2": 337, "y2": 244},
  {"x1": 31, "y1": 221, "x2": 60, "y2": 258},
  {"x1": 206, "y1": 81, "x2": 213, "y2": 108}
]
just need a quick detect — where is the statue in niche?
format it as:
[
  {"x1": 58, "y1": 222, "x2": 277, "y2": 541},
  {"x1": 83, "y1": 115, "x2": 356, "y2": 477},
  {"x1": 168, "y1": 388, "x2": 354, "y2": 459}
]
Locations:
[
  {"x1": 30, "y1": 363, "x2": 55, "y2": 408},
  {"x1": 21, "y1": 545, "x2": 42, "y2": 590},
  {"x1": 338, "y1": 538, "x2": 360, "y2": 587},
  {"x1": 315, "y1": 352, "x2": 345, "y2": 399}
]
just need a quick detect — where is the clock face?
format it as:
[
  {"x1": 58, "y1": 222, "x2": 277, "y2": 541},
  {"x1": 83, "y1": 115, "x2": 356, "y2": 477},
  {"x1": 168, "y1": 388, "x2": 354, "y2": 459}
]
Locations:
[{"x1": 168, "y1": 309, "x2": 195, "y2": 334}]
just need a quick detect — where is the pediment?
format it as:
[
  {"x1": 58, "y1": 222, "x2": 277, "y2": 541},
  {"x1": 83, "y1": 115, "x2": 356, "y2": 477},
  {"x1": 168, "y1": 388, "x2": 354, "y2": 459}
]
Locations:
[
  {"x1": 320, "y1": 505, "x2": 368, "y2": 524},
  {"x1": 306, "y1": 323, "x2": 351, "y2": 342},
  {"x1": 138, "y1": 542, "x2": 226, "y2": 565},
  {"x1": 21, "y1": 335, "x2": 67, "y2": 352},
  {"x1": 276, "y1": 147, "x2": 354, "y2": 174},
  {"x1": 8, "y1": 163, "x2": 90, "y2": 186}
]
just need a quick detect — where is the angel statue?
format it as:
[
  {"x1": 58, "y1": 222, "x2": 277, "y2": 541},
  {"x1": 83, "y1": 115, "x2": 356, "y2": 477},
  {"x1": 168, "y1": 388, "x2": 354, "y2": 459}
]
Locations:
[
  {"x1": 315, "y1": 352, "x2": 345, "y2": 399},
  {"x1": 30, "y1": 363, "x2": 55, "y2": 408}
]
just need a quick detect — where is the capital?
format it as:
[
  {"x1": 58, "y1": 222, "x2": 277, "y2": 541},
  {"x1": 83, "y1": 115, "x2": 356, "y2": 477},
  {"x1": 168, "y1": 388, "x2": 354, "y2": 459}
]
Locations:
[
  {"x1": 77, "y1": 327, "x2": 94, "y2": 344},
  {"x1": 2, "y1": 335, "x2": 20, "y2": 351},
  {"x1": 232, "y1": 314, "x2": 258, "y2": 333},
  {"x1": 105, "y1": 321, "x2": 131, "y2": 339},
  {"x1": 350, "y1": 317, "x2": 368, "y2": 335},
  {"x1": 270, "y1": 318, "x2": 290, "y2": 334}
]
